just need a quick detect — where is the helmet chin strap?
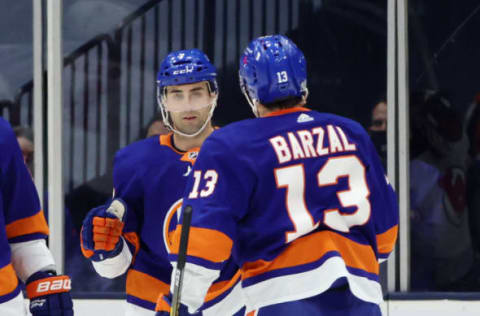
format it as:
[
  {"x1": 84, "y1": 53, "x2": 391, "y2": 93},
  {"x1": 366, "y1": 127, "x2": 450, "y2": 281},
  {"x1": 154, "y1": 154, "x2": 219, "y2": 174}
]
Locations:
[{"x1": 158, "y1": 95, "x2": 217, "y2": 138}]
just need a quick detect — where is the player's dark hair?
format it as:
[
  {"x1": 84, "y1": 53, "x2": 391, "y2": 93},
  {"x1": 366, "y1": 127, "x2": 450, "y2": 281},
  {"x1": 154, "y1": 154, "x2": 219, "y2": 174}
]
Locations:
[
  {"x1": 141, "y1": 112, "x2": 163, "y2": 139},
  {"x1": 263, "y1": 96, "x2": 304, "y2": 110},
  {"x1": 13, "y1": 125, "x2": 34, "y2": 142}
]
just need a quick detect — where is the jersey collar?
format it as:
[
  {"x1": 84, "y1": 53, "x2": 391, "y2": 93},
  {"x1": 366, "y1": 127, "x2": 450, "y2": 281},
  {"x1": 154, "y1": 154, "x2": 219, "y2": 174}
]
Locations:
[
  {"x1": 263, "y1": 106, "x2": 311, "y2": 118},
  {"x1": 159, "y1": 133, "x2": 200, "y2": 164}
]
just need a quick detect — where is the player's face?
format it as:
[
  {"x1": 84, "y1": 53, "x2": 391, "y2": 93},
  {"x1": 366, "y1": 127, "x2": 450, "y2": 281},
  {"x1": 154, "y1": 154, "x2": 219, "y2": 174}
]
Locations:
[{"x1": 164, "y1": 81, "x2": 216, "y2": 135}]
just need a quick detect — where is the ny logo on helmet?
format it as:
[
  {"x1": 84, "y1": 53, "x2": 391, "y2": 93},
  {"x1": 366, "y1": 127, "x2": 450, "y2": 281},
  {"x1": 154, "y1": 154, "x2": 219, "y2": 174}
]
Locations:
[{"x1": 173, "y1": 65, "x2": 194, "y2": 75}]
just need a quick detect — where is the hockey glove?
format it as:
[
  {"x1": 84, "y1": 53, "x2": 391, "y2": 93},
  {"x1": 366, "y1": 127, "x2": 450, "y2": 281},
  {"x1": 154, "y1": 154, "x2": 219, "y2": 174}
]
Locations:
[
  {"x1": 81, "y1": 199, "x2": 127, "y2": 261},
  {"x1": 26, "y1": 270, "x2": 73, "y2": 316}
]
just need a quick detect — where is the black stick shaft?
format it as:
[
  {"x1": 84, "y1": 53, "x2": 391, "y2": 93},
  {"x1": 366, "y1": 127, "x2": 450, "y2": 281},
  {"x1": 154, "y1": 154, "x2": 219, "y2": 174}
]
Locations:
[{"x1": 171, "y1": 205, "x2": 193, "y2": 316}]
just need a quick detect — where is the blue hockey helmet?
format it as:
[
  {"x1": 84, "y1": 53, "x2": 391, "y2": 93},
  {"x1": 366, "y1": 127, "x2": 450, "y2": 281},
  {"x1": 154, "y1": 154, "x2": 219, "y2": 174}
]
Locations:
[
  {"x1": 239, "y1": 35, "x2": 307, "y2": 116},
  {"x1": 156, "y1": 49, "x2": 218, "y2": 137},
  {"x1": 157, "y1": 48, "x2": 218, "y2": 94}
]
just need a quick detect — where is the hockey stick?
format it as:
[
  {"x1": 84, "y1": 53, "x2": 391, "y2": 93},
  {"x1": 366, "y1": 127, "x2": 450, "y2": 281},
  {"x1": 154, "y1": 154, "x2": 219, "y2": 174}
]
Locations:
[{"x1": 171, "y1": 205, "x2": 193, "y2": 316}]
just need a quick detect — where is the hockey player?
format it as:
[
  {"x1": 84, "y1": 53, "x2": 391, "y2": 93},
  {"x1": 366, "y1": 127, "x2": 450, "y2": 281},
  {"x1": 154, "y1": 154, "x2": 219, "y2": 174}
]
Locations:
[
  {"x1": 0, "y1": 117, "x2": 73, "y2": 315},
  {"x1": 81, "y1": 49, "x2": 244, "y2": 316},
  {"x1": 168, "y1": 35, "x2": 399, "y2": 315}
]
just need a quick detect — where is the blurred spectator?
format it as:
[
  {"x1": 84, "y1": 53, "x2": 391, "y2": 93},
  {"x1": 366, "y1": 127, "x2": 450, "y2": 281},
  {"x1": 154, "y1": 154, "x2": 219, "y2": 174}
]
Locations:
[
  {"x1": 409, "y1": 90, "x2": 476, "y2": 291},
  {"x1": 368, "y1": 99, "x2": 387, "y2": 167},
  {"x1": 141, "y1": 111, "x2": 169, "y2": 139},
  {"x1": 13, "y1": 125, "x2": 34, "y2": 174},
  {"x1": 370, "y1": 100, "x2": 387, "y2": 132}
]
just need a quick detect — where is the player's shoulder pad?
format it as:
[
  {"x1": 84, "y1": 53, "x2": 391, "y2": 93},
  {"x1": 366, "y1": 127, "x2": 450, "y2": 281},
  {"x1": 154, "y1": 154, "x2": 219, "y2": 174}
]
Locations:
[
  {"x1": 206, "y1": 118, "x2": 257, "y2": 146},
  {"x1": 114, "y1": 135, "x2": 166, "y2": 165}
]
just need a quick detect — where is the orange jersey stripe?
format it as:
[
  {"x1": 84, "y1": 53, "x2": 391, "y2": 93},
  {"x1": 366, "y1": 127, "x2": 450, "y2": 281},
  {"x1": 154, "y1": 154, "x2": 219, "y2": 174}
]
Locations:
[
  {"x1": 0, "y1": 263, "x2": 19, "y2": 296},
  {"x1": 171, "y1": 225, "x2": 232, "y2": 263},
  {"x1": 160, "y1": 133, "x2": 181, "y2": 154},
  {"x1": 123, "y1": 232, "x2": 141, "y2": 264},
  {"x1": 126, "y1": 269, "x2": 170, "y2": 304},
  {"x1": 159, "y1": 133, "x2": 199, "y2": 163},
  {"x1": 242, "y1": 230, "x2": 379, "y2": 280},
  {"x1": 264, "y1": 106, "x2": 311, "y2": 118},
  {"x1": 204, "y1": 270, "x2": 241, "y2": 302},
  {"x1": 5, "y1": 210, "x2": 49, "y2": 239},
  {"x1": 376, "y1": 225, "x2": 398, "y2": 254}
]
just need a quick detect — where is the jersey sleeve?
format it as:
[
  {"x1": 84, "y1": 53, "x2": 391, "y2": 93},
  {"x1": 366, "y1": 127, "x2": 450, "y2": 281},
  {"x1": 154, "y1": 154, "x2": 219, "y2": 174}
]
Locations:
[
  {"x1": 1, "y1": 120, "x2": 49, "y2": 243},
  {"x1": 111, "y1": 149, "x2": 144, "y2": 259},
  {"x1": 85, "y1": 149, "x2": 144, "y2": 277},
  {"x1": 361, "y1": 133, "x2": 399, "y2": 262},
  {"x1": 170, "y1": 135, "x2": 255, "y2": 313}
]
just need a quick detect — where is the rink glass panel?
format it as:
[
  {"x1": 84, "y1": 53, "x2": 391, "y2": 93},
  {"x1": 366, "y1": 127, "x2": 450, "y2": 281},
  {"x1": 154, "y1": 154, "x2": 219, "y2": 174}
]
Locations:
[{"x1": 408, "y1": 0, "x2": 480, "y2": 292}]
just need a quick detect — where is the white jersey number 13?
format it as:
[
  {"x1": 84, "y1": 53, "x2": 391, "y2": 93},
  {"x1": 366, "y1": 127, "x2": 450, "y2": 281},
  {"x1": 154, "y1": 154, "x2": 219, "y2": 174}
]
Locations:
[{"x1": 275, "y1": 155, "x2": 371, "y2": 243}]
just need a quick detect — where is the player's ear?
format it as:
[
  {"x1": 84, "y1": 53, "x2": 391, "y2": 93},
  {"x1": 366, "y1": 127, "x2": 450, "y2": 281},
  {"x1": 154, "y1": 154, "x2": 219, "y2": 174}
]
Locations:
[{"x1": 302, "y1": 88, "x2": 309, "y2": 103}]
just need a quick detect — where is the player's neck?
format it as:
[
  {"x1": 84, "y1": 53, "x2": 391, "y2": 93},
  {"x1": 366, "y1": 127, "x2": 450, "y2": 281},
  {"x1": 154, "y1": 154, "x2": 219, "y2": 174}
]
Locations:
[
  {"x1": 172, "y1": 124, "x2": 214, "y2": 152},
  {"x1": 257, "y1": 101, "x2": 306, "y2": 117}
]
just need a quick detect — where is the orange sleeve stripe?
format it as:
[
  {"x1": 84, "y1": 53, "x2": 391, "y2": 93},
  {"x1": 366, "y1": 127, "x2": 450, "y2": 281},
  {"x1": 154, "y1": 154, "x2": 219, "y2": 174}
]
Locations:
[
  {"x1": 123, "y1": 232, "x2": 141, "y2": 264},
  {"x1": 171, "y1": 225, "x2": 233, "y2": 263},
  {"x1": 126, "y1": 269, "x2": 170, "y2": 304},
  {"x1": 376, "y1": 225, "x2": 398, "y2": 254},
  {"x1": 5, "y1": 210, "x2": 49, "y2": 239},
  {"x1": 204, "y1": 270, "x2": 241, "y2": 302},
  {"x1": 242, "y1": 230, "x2": 379, "y2": 280},
  {"x1": 0, "y1": 263, "x2": 19, "y2": 296},
  {"x1": 264, "y1": 106, "x2": 311, "y2": 117}
]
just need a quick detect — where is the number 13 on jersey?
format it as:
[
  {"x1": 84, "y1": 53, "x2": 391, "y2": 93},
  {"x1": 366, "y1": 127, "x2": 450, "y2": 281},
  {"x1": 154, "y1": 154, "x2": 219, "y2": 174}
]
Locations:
[{"x1": 275, "y1": 155, "x2": 371, "y2": 243}]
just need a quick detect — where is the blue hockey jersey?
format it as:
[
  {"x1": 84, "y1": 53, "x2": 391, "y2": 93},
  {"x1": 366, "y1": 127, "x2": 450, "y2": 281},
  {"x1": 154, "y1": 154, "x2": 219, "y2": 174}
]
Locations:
[
  {"x1": 174, "y1": 107, "x2": 398, "y2": 311},
  {"x1": 0, "y1": 117, "x2": 49, "y2": 303},
  {"x1": 95, "y1": 132, "x2": 242, "y2": 313}
]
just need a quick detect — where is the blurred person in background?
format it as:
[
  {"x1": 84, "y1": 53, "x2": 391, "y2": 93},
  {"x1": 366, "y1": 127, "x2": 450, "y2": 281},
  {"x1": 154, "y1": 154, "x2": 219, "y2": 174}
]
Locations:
[
  {"x1": 142, "y1": 112, "x2": 170, "y2": 139},
  {"x1": 13, "y1": 126, "x2": 34, "y2": 174},
  {"x1": 465, "y1": 93, "x2": 480, "y2": 254},
  {"x1": 368, "y1": 99, "x2": 387, "y2": 167},
  {"x1": 409, "y1": 90, "x2": 477, "y2": 291}
]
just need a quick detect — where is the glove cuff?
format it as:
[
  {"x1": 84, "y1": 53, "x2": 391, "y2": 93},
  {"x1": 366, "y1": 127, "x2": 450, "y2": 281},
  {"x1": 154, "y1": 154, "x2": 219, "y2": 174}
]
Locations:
[{"x1": 26, "y1": 271, "x2": 71, "y2": 299}]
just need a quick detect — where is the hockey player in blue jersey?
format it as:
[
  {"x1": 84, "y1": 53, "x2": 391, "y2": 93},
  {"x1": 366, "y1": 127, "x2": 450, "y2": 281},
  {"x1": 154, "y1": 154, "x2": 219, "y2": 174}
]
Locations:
[
  {"x1": 0, "y1": 118, "x2": 73, "y2": 316},
  {"x1": 169, "y1": 35, "x2": 399, "y2": 315},
  {"x1": 81, "y1": 49, "x2": 244, "y2": 316}
]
